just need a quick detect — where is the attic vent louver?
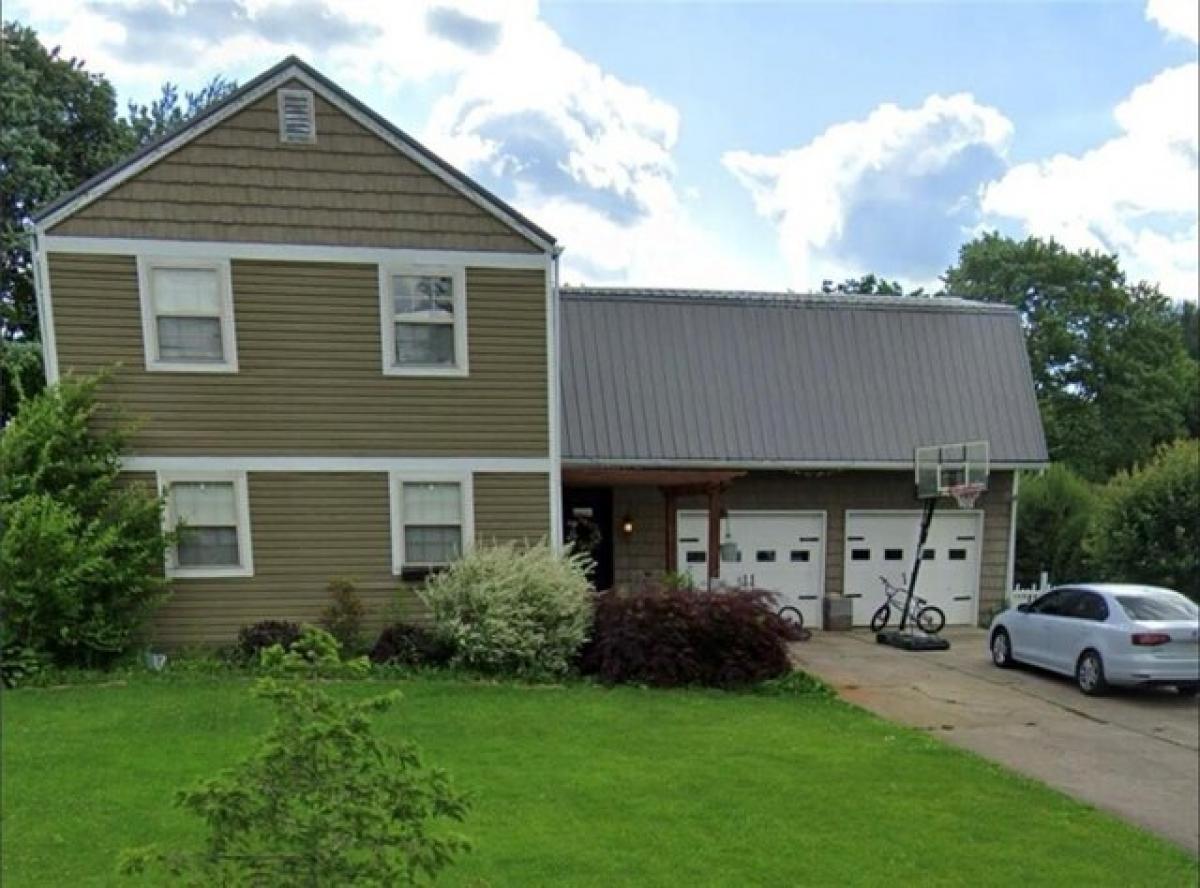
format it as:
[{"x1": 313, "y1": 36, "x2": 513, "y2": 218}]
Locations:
[{"x1": 277, "y1": 88, "x2": 316, "y2": 143}]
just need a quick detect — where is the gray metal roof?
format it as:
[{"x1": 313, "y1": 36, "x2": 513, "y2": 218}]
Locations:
[{"x1": 560, "y1": 287, "x2": 1048, "y2": 467}]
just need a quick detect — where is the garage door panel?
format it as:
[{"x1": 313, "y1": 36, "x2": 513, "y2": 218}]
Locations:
[
  {"x1": 677, "y1": 510, "x2": 826, "y2": 629},
  {"x1": 843, "y1": 511, "x2": 981, "y2": 626}
]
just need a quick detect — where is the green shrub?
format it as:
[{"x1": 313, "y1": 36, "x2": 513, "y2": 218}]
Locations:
[
  {"x1": 320, "y1": 578, "x2": 366, "y2": 653},
  {"x1": 259, "y1": 625, "x2": 370, "y2": 679},
  {"x1": 121, "y1": 678, "x2": 470, "y2": 885},
  {"x1": 580, "y1": 584, "x2": 794, "y2": 688},
  {"x1": 0, "y1": 376, "x2": 171, "y2": 666},
  {"x1": 418, "y1": 542, "x2": 593, "y2": 679},
  {"x1": 1015, "y1": 464, "x2": 1098, "y2": 584},
  {"x1": 0, "y1": 338, "x2": 45, "y2": 427},
  {"x1": 1086, "y1": 439, "x2": 1200, "y2": 600},
  {"x1": 370, "y1": 623, "x2": 454, "y2": 668},
  {"x1": 235, "y1": 620, "x2": 302, "y2": 664}
]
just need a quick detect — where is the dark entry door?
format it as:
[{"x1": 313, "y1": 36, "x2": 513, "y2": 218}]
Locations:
[{"x1": 562, "y1": 487, "x2": 614, "y2": 591}]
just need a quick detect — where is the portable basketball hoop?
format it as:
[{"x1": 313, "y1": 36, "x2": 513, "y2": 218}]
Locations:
[{"x1": 876, "y1": 441, "x2": 990, "y2": 652}]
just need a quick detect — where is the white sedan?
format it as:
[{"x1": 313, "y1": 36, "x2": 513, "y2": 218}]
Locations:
[{"x1": 988, "y1": 584, "x2": 1200, "y2": 696}]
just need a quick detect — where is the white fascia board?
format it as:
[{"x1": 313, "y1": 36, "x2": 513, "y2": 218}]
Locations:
[
  {"x1": 123, "y1": 456, "x2": 552, "y2": 474},
  {"x1": 42, "y1": 236, "x2": 547, "y2": 270},
  {"x1": 36, "y1": 65, "x2": 554, "y2": 254},
  {"x1": 30, "y1": 230, "x2": 60, "y2": 384}
]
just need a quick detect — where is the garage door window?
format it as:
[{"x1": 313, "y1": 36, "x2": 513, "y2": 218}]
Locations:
[
  {"x1": 948, "y1": 548, "x2": 967, "y2": 561},
  {"x1": 922, "y1": 548, "x2": 935, "y2": 560},
  {"x1": 790, "y1": 550, "x2": 810, "y2": 562},
  {"x1": 884, "y1": 548, "x2": 903, "y2": 561},
  {"x1": 756, "y1": 550, "x2": 776, "y2": 562},
  {"x1": 851, "y1": 549, "x2": 870, "y2": 561}
]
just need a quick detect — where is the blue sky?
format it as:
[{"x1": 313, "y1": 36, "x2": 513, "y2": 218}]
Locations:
[{"x1": 11, "y1": 0, "x2": 1198, "y2": 299}]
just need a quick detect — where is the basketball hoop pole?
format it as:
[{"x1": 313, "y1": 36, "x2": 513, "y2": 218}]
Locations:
[{"x1": 898, "y1": 497, "x2": 938, "y2": 631}]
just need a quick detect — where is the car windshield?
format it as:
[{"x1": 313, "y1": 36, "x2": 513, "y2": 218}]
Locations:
[{"x1": 1116, "y1": 592, "x2": 1198, "y2": 622}]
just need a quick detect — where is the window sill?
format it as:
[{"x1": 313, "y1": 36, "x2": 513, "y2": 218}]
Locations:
[
  {"x1": 382, "y1": 365, "x2": 469, "y2": 378},
  {"x1": 167, "y1": 564, "x2": 254, "y2": 579},
  {"x1": 145, "y1": 360, "x2": 239, "y2": 374}
]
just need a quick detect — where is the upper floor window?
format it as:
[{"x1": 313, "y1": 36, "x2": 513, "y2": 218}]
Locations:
[
  {"x1": 137, "y1": 257, "x2": 238, "y2": 372},
  {"x1": 160, "y1": 471, "x2": 253, "y2": 578},
  {"x1": 379, "y1": 266, "x2": 468, "y2": 377}
]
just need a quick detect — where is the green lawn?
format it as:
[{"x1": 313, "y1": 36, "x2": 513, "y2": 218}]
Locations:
[{"x1": 2, "y1": 675, "x2": 1194, "y2": 887}]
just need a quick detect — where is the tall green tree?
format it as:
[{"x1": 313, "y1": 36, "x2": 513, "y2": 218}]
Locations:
[
  {"x1": 821, "y1": 273, "x2": 927, "y2": 297},
  {"x1": 1, "y1": 22, "x2": 130, "y2": 341},
  {"x1": 943, "y1": 233, "x2": 1195, "y2": 480},
  {"x1": 124, "y1": 75, "x2": 238, "y2": 147}
]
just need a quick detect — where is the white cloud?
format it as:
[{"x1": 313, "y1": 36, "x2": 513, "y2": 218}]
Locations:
[
  {"x1": 11, "y1": 0, "x2": 759, "y2": 286},
  {"x1": 1146, "y1": 0, "x2": 1199, "y2": 43},
  {"x1": 982, "y1": 62, "x2": 1199, "y2": 301},
  {"x1": 723, "y1": 94, "x2": 1013, "y2": 290}
]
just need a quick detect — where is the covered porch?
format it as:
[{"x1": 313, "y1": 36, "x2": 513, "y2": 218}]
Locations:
[{"x1": 562, "y1": 467, "x2": 745, "y2": 589}]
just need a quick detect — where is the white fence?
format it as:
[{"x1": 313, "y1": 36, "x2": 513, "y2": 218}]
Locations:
[{"x1": 1008, "y1": 572, "x2": 1050, "y2": 607}]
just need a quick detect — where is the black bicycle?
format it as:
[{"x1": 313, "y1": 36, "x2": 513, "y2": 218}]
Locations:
[{"x1": 870, "y1": 574, "x2": 945, "y2": 634}]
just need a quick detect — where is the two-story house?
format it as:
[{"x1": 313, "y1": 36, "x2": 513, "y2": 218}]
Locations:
[{"x1": 31, "y1": 57, "x2": 1047, "y2": 645}]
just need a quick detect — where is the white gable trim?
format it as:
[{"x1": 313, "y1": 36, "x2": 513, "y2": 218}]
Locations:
[
  {"x1": 34, "y1": 65, "x2": 554, "y2": 253},
  {"x1": 42, "y1": 236, "x2": 547, "y2": 270}
]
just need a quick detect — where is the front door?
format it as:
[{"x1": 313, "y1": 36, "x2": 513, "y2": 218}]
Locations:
[{"x1": 563, "y1": 487, "x2": 614, "y2": 591}]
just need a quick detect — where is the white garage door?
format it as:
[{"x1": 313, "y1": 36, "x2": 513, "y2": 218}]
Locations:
[
  {"x1": 677, "y1": 510, "x2": 826, "y2": 628},
  {"x1": 843, "y1": 511, "x2": 982, "y2": 627}
]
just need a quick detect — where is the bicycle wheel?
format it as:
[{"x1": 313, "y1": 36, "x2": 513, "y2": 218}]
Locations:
[
  {"x1": 916, "y1": 606, "x2": 945, "y2": 634},
  {"x1": 777, "y1": 606, "x2": 805, "y2": 640},
  {"x1": 870, "y1": 605, "x2": 890, "y2": 633}
]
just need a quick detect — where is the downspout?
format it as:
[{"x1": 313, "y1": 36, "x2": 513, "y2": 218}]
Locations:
[{"x1": 548, "y1": 247, "x2": 564, "y2": 551}]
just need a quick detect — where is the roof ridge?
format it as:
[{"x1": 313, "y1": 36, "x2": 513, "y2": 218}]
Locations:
[{"x1": 559, "y1": 285, "x2": 1011, "y2": 313}]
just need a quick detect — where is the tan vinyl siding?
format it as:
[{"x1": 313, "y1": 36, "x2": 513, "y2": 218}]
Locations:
[
  {"x1": 50, "y1": 254, "x2": 548, "y2": 455},
  {"x1": 474, "y1": 473, "x2": 551, "y2": 544},
  {"x1": 49, "y1": 83, "x2": 541, "y2": 253},
  {"x1": 612, "y1": 470, "x2": 1014, "y2": 624},
  {"x1": 145, "y1": 469, "x2": 551, "y2": 645}
]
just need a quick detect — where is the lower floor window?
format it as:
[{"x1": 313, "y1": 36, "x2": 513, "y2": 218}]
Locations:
[
  {"x1": 162, "y1": 473, "x2": 253, "y2": 577},
  {"x1": 392, "y1": 476, "x2": 472, "y2": 574}
]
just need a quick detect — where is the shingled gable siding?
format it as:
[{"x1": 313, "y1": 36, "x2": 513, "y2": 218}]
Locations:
[
  {"x1": 49, "y1": 254, "x2": 548, "y2": 455},
  {"x1": 48, "y1": 81, "x2": 541, "y2": 253},
  {"x1": 611, "y1": 470, "x2": 1014, "y2": 624},
  {"x1": 126, "y1": 470, "x2": 550, "y2": 646}
]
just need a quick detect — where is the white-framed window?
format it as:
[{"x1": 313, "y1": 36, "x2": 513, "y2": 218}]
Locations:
[
  {"x1": 137, "y1": 257, "x2": 238, "y2": 372},
  {"x1": 159, "y1": 471, "x2": 254, "y2": 578},
  {"x1": 378, "y1": 265, "x2": 468, "y2": 377},
  {"x1": 388, "y1": 472, "x2": 474, "y2": 575}
]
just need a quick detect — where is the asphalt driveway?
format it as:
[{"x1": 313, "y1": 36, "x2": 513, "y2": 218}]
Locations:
[{"x1": 793, "y1": 628, "x2": 1200, "y2": 854}]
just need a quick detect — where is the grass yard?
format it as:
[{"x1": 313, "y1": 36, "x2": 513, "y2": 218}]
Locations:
[{"x1": 2, "y1": 675, "x2": 1195, "y2": 887}]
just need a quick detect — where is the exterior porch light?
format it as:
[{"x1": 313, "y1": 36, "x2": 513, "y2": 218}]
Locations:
[{"x1": 620, "y1": 514, "x2": 635, "y2": 536}]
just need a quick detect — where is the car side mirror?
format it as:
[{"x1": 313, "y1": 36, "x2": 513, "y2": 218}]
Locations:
[{"x1": 1017, "y1": 604, "x2": 1031, "y2": 614}]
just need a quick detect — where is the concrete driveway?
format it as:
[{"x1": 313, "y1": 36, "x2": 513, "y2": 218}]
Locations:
[{"x1": 793, "y1": 628, "x2": 1200, "y2": 854}]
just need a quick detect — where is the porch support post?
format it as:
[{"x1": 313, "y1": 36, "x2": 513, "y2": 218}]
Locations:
[
  {"x1": 706, "y1": 484, "x2": 721, "y2": 584},
  {"x1": 663, "y1": 487, "x2": 677, "y2": 574}
]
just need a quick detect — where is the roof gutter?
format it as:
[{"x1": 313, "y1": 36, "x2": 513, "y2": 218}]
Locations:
[{"x1": 561, "y1": 458, "x2": 1050, "y2": 472}]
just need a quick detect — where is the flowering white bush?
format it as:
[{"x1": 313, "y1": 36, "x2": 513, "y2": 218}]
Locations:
[{"x1": 418, "y1": 542, "x2": 593, "y2": 678}]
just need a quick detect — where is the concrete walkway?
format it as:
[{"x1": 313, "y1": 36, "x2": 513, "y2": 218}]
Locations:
[{"x1": 793, "y1": 628, "x2": 1200, "y2": 855}]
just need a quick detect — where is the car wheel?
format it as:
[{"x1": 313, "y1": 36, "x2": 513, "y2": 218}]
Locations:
[
  {"x1": 1176, "y1": 683, "x2": 1199, "y2": 697},
  {"x1": 990, "y1": 628, "x2": 1014, "y2": 668},
  {"x1": 1076, "y1": 650, "x2": 1109, "y2": 696}
]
